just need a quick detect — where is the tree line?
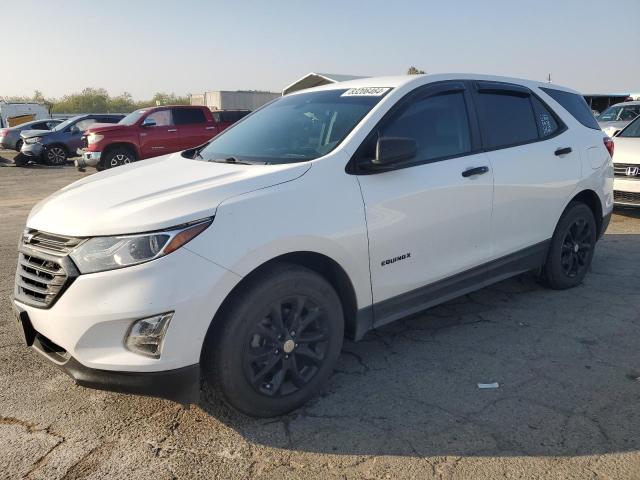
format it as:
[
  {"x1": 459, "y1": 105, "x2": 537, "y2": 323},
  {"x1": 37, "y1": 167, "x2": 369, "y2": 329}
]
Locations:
[{"x1": 1, "y1": 88, "x2": 189, "y2": 113}]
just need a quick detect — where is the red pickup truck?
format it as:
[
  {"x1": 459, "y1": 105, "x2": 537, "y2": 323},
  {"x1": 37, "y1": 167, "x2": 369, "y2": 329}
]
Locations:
[{"x1": 76, "y1": 105, "x2": 249, "y2": 170}]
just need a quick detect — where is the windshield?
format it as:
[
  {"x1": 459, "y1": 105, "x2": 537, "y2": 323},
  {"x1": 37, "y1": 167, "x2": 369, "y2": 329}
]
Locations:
[
  {"x1": 618, "y1": 116, "x2": 640, "y2": 138},
  {"x1": 53, "y1": 115, "x2": 83, "y2": 131},
  {"x1": 597, "y1": 104, "x2": 640, "y2": 122},
  {"x1": 195, "y1": 88, "x2": 389, "y2": 164},
  {"x1": 119, "y1": 109, "x2": 146, "y2": 126}
]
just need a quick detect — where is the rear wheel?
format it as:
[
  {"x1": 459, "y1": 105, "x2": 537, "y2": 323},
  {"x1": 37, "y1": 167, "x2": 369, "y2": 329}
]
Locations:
[
  {"x1": 44, "y1": 145, "x2": 67, "y2": 166},
  {"x1": 15, "y1": 139, "x2": 23, "y2": 152},
  {"x1": 202, "y1": 263, "x2": 344, "y2": 417},
  {"x1": 102, "y1": 147, "x2": 136, "y2": 169},
  {"x1": 541, "y1": 202, "x2": 597, "y2": 290}
]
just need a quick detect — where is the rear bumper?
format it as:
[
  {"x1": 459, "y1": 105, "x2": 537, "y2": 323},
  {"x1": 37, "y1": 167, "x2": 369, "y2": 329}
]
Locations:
[
  {"x1": 76, "y1": 149, "x2": 101, "y2": 169},
  {"x1": 15, "y1": 307, "x2": 199, "y2": 404}
]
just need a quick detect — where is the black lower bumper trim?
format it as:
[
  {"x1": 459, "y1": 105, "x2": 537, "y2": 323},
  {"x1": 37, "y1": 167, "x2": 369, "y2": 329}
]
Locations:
[
  {"x1": 61, "y1": 358, "x2": 200, "y2": 405},
  {"x1": 15, "y1": 305, "x2": 200, "y2": 404}
]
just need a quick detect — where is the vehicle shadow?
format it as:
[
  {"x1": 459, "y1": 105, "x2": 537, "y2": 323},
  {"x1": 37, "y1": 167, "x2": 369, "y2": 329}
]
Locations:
[{"x1": 198, "y1": 232, "x2": 640, "y2": 458}]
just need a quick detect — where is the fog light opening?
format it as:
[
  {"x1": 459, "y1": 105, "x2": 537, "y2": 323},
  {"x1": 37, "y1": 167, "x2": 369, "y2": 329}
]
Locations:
[{"x1": 125, "y1": 312, "x2": 173, "y2": 359}]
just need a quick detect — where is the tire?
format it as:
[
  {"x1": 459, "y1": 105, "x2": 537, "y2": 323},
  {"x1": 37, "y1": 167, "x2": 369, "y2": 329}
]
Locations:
[
  {"x1": 541, "y1": 202, "x2": 597, "y2": 290},
  {"x1": 102, "y1": 147, "x2": 136, "y2": 169},
  {"x1": 15, "y1": 139, "x2": 23, "y2": 152},
  {"x1": 44, "y1": 145, "x2": 68, "y2": 166},
  {"x1": 202, "y1": 263, "x2": 344, "y2": 417}
]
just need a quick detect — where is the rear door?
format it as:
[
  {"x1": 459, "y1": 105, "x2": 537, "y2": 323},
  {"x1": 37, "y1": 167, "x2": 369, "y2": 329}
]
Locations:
[
  {"x1": 138, "y1": 109, "x2": 179, "y2": 158},
  {"x1": 472, "y1": 81, "x2": 582, "y2": 260},
  {"x1": 171, "y1": 107, "x2": 211, "y2": 149}
]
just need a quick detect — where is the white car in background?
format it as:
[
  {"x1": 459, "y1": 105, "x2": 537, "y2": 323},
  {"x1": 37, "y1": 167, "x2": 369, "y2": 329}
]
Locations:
[
  {"x1": 12, "y1": 74, "x2": 613, "y2": 417},
  {"x1": 597, "y1": 101, "x2": 640, "y2": 137},
  {"x1": 612, "y1": 116, "x2": 640, "y2": 206}
]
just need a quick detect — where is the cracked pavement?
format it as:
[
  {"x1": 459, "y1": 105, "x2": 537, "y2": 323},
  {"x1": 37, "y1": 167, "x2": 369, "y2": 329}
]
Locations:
[{"x1": 1, "y1": 151, "x2": 640, "y2": 479}]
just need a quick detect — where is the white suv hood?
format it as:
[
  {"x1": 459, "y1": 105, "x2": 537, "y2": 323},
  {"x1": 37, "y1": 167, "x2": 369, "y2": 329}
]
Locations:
[{"x1": 27, "y1": 153, "x2": 311, "y2": 236}]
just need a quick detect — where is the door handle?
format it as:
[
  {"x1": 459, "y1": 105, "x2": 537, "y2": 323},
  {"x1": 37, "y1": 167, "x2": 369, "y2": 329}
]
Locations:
[
  {"x1": 167, "y1": 129, "x2": 178, "y2": 132},
  {"x1": 554, "y1": 147, "x2": 572, "y2": 156},
  {"x1": 461, "y1": 166, "x2": 489, "y2": 177}
]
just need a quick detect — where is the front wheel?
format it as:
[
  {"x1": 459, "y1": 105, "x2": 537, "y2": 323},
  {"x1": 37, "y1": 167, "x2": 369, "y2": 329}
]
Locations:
[
  {"x1": 44, "y1": 145, "x2": 68, "y2": 166},
  {"x1": 102, "y1": 147, "x2": 136, "y2": 169},
  {"x1": 541, "y1": 202, "x2": 597, "y2": 290},
  {"x1": 202, "y1": 263, "x2": 344, "y2": 417},
  {"x1": 15, "y1": 139, "x2": 23, "y2": 152}
]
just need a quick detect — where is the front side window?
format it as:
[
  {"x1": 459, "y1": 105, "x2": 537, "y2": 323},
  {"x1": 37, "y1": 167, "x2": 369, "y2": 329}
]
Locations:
[
  {"x1": 476, "y1": 92, "x2": 538, "y2": 149},
  {"x1": 379, "y1": 92, "x2": 471, "y2": 162},
  {"x1": 145, "y1": 109, "x2": 173, "y2": 127},
  {"x1": 618, "y1": 116, "x2": 640, "y2": 138},
  {"x1": 196, "y1": 89, "x2": 388, "y2": 164},
  {"x1": 74, "y1": 118, "x2": 97, "y2": 132}
]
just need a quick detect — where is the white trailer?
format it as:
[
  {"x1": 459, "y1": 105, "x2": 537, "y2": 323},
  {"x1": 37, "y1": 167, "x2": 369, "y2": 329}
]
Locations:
[
  {"x1": 192, "y1": 91, "x2": 280, "y2": 111},
  {"x1": 0, "y1": 102, "x2": 50, "y2": 128}
]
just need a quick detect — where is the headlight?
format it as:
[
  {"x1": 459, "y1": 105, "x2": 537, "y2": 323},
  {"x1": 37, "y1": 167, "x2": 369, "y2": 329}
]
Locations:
[
  {"x1": 87, "y1": 133, "x2": 104, "y2": 145},
  {"x1": 70, "y1": 218, "x2": 212, "y2": 274},
  {"x1": 26, "y1": 136, "x2": 42, "y2": 144}
]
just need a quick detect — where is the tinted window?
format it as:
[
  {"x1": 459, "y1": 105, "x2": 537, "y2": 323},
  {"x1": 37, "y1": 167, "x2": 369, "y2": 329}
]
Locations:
[
  {"x1": 380, "y1": 92, "x2": 471, "y2": 161},
  {"x1": 531, "y1": 96, "x2": 559, "y2": 138},
  {"x1": 146, "y1": 109, "x2": 173, "y2": 127},
  {"x1": 32, "y1": 122, "x2": 49, "y2": 130},
  {"x1": 541, "y1": 87, "x2": 600, "y2": 130},
  {"x1": 476, "y1": 92, "x2": 538, "y2": 149},
  {"x1": 173, "y1": 108, "x2": 206, "y2": 125},
  {"x1": 597, "y1": 104, "x2": 640, "y2": 122},
  {"x1": 618, "y1": 116, "x2": 640, "y2": 138},
  {"x1": 218, "y1": 110, "x2": 250, "y2": 123}
]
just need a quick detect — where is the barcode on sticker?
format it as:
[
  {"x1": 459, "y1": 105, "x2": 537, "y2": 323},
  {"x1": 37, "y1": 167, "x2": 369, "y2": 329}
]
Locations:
[{"x1": 341, "y1": 87, "x2": 391, "y2": 97}]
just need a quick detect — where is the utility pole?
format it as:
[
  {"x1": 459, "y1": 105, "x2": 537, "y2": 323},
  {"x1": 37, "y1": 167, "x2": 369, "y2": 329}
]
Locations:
[{"x1": 547, "y1": 73, "x2": 552, "y2": 83}]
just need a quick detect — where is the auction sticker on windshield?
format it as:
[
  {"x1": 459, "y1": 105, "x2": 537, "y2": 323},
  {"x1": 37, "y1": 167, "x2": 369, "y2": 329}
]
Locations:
[{"x1": 341, "y1": 87, "x2": 391, "y2": 96}]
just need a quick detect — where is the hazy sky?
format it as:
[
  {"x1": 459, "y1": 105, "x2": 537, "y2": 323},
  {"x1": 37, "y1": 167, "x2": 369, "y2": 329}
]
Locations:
[{"x1": 3, "y1": 0, "x2": 639, "y2": 99}]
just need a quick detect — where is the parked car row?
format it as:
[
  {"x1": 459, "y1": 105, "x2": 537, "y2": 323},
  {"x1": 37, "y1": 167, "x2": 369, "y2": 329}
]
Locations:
[
  {"x1": 0, "y1": 118, "x2": 63, "y2": 151},
  {"x1": 76, "y1": 106, "x2": 249, "y2": 170}
]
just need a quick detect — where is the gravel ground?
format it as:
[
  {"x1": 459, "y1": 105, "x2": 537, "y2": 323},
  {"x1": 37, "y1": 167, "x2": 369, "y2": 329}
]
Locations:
[{"x1": 1, "y1": 150, "x2": 639, "y2": 479}]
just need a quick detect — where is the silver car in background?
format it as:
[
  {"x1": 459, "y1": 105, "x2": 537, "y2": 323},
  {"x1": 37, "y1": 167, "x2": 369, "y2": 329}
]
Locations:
[
  {"x1": 612, "y1": 115, "x2": 640, "y2": 207},
  {"x1": 597, "y1": 101, "x2": 640, "y2": 137},
  {"x1": 0, "y1": 119, "x2": 63, "y2": 151}
]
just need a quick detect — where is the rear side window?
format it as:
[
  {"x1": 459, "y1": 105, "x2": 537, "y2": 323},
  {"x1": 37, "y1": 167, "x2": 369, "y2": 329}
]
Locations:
[
  {"x1": 541, "y1": 87, "x2": 600, "y2": 130},
  {"x1": 475, "y1": 92, "x2": 538, "y2": 149},
  {"x1": 380, "y1": 92, "x2": 472, "y2": 162},
  {"x1": 173, "y1": 108, "x2": 206, "y2": 125}
]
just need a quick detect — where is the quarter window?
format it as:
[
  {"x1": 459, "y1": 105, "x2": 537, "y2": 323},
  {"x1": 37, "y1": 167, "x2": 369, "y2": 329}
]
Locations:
[
  {"x1": 476, "y1": 92, "x2": 538, "y2": 149},
  {"x1": 531, "y1": 96, "x2": 559, "y2": 138},
  {"x1": 380, "y1": 92, "x2": 472, "y2": 162},
  {"x1": 541, "y1": 87, "x2": 600, "y2": 130}
]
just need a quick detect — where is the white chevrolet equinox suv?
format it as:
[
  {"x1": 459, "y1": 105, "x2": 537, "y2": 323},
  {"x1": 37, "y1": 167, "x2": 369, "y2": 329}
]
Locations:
[{"x1": 13, "y1": 74, "x2": 614, "y2": 417}]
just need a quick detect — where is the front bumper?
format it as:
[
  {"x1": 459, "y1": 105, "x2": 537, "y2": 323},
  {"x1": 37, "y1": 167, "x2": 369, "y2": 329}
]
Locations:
[
  {"x1": 15, "y1": 308, "x2": 199, "y2": 403},
  {"x1": 76, "y1": 149, "x2": 101, "y2": 170},
  {"x1": 21, "y1": 142, "x2": 44, "y2": 157},
  {"x1": 613, "y1": 177, "x2": 640, "y2": 207}
]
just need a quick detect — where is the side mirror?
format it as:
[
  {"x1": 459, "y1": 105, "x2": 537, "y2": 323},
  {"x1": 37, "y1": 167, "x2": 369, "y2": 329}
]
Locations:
[
  {"x1": 141, "y1": 118, "x2": 157, "y2": 128},
  {"x1": 372, "y1": 137, "x2": 417, "y2": 167}
]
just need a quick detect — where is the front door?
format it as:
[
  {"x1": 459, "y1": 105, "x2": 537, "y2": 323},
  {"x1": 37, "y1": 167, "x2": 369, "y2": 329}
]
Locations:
[
  {"x1": 138, "y1": 109, "x2": 180, "y2": 158},
  {"x1": 354, "y1": 82, "x2": 494, "y2": 325}
]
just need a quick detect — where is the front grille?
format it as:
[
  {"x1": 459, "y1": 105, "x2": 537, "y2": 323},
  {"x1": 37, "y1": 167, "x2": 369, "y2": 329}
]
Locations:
[
  {"x1": 14, "y1": 230, "x2": 81, "y2": 308},
  {"x1": 614, "y1": 190, "x2": 640, "y2": 206},
  {"x1": 613, "y1": 163, "x2": 640, "y2": 179}
]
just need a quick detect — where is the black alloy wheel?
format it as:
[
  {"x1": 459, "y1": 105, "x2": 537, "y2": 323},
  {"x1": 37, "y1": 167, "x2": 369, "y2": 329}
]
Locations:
[
  {"x1": 560, "y1": 217, "x2": 592, "y2": 278},
  {"x1": 45, "y1": 146, "x2": 67, "y2": 165},
  {"x1": 243, "y1": 295, "x2": 329, "y2": 397}
]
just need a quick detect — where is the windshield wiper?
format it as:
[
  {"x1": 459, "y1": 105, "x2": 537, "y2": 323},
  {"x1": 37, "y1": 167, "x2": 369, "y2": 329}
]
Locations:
[{"x1": 209, "y1": 156, "x2": 254, "y2": 165}]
